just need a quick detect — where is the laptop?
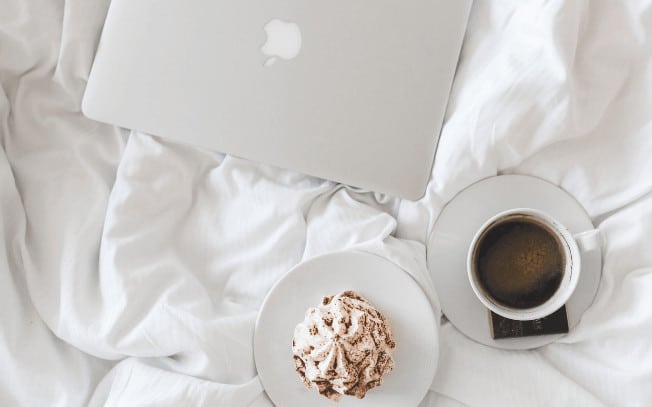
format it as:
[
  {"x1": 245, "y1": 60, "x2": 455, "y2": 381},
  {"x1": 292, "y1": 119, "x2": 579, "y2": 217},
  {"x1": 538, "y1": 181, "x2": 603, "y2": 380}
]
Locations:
[{"x1": 82, "y1": 0, "x2": 472, "y2": 200}]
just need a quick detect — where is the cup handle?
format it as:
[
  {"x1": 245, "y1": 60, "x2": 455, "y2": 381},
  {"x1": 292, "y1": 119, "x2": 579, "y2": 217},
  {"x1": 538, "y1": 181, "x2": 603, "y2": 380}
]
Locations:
[{"x1": 573, "y1": 229, "x2": 602, "y2": 253}]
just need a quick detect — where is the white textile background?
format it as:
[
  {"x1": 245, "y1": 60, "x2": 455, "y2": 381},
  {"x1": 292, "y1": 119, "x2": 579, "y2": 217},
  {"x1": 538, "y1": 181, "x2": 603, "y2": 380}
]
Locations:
[{"x1": 1, "y1": 0, "x2": 651, "y2": 406}]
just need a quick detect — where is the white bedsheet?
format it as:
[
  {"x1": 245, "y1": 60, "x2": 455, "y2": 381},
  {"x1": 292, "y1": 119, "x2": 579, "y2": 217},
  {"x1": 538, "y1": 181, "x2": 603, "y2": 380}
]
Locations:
[{"x1": 1, "y1": 0, "x2": 651, "y2": 406}]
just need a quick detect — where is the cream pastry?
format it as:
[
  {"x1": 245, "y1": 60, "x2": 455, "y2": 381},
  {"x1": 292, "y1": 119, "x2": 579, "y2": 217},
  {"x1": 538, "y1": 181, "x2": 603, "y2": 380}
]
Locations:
[{"x1": 292, "y1": 291, "x2": 396, "y2": 401}]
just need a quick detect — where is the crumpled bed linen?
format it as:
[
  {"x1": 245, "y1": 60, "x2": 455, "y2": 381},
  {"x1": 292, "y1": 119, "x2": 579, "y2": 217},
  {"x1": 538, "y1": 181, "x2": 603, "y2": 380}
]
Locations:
[{"x1": 1, "y1": 0, "x2": 651, "y2": 406}]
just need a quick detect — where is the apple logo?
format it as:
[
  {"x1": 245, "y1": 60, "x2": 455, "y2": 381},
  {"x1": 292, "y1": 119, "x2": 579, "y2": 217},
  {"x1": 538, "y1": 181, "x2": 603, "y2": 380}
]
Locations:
[{"x1": 261, "y1": 19, "x2": 302, "y2": 67}]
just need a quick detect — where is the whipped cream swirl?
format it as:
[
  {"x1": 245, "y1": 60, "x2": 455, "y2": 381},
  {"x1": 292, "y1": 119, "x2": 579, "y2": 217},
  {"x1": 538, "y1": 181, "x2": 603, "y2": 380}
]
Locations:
[{"x1": 292, "y1": 291, "x2": 396, "y2": 401}]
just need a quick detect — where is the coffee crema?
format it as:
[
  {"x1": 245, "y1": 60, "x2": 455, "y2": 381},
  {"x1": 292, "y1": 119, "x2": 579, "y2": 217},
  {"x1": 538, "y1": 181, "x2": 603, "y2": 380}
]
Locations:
[{"x1": 474, "y1": 216, "x2": 565, "y2": 309}]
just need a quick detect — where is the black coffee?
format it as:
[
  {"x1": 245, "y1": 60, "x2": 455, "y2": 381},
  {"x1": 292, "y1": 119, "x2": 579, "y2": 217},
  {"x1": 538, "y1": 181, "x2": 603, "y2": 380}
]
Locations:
[{"x1": 474, "y1": 217, "x2": 565, "y2": 309}]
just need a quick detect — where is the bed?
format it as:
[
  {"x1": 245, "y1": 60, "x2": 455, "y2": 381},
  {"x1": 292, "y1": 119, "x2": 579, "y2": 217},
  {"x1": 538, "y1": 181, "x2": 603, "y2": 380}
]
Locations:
[{"x1": 1, "y1": 0, "x2": 651, "y2": 405}]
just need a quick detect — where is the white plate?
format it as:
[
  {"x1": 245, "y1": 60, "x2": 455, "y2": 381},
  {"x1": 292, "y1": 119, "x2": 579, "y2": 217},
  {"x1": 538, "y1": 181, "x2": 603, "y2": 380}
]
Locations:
[
  {"x1": 427, "y1": 175, "x2": 602, "y2": 350},
  {"x1": 254, "y1": 251, "x2": 438, "y2": 407}
]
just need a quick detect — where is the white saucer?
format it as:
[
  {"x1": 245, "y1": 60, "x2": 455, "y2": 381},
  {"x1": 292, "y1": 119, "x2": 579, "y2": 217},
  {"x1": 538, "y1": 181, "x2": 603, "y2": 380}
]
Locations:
[
  {"x1": 427, "y1": 175, "x2": 602, "y2": 350},
  {"x1": 254, "y1": 251, "x2": 438, "y2": 407}
]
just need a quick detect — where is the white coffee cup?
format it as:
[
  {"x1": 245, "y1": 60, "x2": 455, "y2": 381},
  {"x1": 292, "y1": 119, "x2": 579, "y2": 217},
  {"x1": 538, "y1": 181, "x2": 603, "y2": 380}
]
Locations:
[{"x1": 467, "y1": 208, "x2": 601, "y2": 321}]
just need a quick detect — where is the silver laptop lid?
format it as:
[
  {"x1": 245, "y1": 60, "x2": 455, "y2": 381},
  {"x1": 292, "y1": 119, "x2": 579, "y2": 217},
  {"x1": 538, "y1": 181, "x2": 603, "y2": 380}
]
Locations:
[{"x1": 83, "y1": 0, "x2": 472, "y2": 200}]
